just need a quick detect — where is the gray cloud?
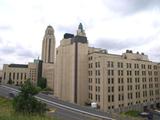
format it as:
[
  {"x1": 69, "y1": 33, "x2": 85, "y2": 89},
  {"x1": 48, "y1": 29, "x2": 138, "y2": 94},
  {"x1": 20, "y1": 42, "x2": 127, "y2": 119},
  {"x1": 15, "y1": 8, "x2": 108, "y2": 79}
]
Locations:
[
  {"x1": 0, "y1": 25, "x2": 11, "y2": 30},
  {"x1": 93, "y1": 37, "x2": 148, "y2": 50},
  {"x1": 0, "y1": 46, "x2": 16, "y2": 54},
  {"x1": 103, "y1": 0, "x2": 160, "y2": 15},
  {"x1": 148, "y1": 46, "x2": 160, "y2": 61},
  {"x1": 57, "y1": 25, "x2": 75, "y2": 34},
  {"x1": 0, "y1": 37, "x2": 3, "y2": 43},
  {"x1": 0, "y1": 43, "x2": 38, "y2": 59},
  {"x1": 16, "y1": 48, "x2": 39, "y2": 58}
]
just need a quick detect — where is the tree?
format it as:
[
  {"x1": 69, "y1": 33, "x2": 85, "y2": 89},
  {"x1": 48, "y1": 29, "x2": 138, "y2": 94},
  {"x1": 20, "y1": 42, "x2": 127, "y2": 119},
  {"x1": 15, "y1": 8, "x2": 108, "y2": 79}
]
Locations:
[
  {"x1": 8, "y1": 78, "x2": 13, "y2": 84},
  {"x1": 12, "y1": 79, "x2": 47, "y2": 115},
  {"x1": 37, "y1": 77, "x2": 47, "y2": 89}
]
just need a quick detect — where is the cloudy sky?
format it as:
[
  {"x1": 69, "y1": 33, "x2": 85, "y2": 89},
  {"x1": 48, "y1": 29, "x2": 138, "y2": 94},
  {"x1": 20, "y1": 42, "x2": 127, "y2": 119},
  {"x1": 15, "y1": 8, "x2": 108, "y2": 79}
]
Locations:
[{"x1": 0, "y1": 0, "x2": 160, "y2": 69}]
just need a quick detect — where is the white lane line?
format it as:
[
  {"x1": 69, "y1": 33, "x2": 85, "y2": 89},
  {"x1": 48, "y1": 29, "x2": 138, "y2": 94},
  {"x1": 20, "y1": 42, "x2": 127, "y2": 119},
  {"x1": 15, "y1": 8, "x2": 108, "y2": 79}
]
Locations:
[
  {"x1": 1, "y1": 85, "x2": 115, "y2": 120},
  {"x1": 36, "y1": 96, "x2": 115, "y2": 120}
]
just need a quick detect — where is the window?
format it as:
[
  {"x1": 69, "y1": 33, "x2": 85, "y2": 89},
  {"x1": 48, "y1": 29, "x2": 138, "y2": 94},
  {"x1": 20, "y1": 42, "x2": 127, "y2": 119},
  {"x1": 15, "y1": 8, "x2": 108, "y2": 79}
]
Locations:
[
  {"x1": 4, "y1": 72, "x2": 6, "y2": 80},
  {"x1": 108, "y1": 95, "x2": 110, "y2": 102},
  {"x1": 9, "y1": 72, "x2": 11, "y2": 79},
  {"x1": 21, "y1": 73, "x2": 23, "y2": 80},
  {"x1": 24, "y1": 73, "x2": 26, "y2": 79},
  {"x1": 13, "y1": 72, "x2": 15, "y2": 80}
]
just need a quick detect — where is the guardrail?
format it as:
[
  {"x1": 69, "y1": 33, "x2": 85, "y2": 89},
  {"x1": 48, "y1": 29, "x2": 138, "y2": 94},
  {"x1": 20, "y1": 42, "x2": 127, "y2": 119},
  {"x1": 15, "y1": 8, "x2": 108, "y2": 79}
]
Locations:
[{"x1": 1, "y1": 85, "x2": 115, "y2": 120}]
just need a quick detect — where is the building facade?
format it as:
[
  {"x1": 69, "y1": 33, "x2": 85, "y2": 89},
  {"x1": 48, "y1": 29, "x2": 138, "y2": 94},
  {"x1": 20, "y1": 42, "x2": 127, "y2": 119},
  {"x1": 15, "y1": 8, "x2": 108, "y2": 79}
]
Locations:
[
  {"x1": 54, "y1": 23, "x2": 160, "y2": 111},
  {"x1": 41, "y1": 25, "x2": 55, "y2": 89},
  {"x1": 42, "y1": 63, "x2": 54, "y2": 90},
  {"x1": 88, "y1": 48, "x2": 160, "y2": 112},
  {"x1": 54, "y1": 23, "x2": 88, "y2": 105},
  {"x1": 0, "y1": 70, "x2": 2, "y2": 84},
  {"x1": 41, "y1": 25, "x2": 56, "y2": 63},
  {"x1": 2, "y1": 59, "x2": 42, "y2": 85},
  {"x1": 2, "y1": 23, "x2": 160, "y2": 112}
]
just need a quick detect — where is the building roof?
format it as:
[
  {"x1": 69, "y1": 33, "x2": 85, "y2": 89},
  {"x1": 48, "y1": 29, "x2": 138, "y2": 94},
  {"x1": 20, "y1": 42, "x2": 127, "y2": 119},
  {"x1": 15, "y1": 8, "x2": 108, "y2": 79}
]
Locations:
[{"x1": 8, "y1": 64, "x2": 28, "y2": 68}]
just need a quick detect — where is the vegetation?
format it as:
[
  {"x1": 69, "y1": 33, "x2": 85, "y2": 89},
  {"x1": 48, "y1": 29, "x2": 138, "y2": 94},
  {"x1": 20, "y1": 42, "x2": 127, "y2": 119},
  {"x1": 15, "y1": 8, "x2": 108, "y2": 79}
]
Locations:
[
  {"x1": 12, "y1": 79, "x2": 47, "y2": 115},
  {"x1": 37, "y1": 77, "x2": 47, "y2": 89},
  {"x1": 8, "y1": 78, "x2": 13, "y2": 84},
  {"x1": 121, "y1": 110, "x2": 141, "y2": 117},
  {"x1": 0, "y1": 97, "x2": 56, "y2": 120}
]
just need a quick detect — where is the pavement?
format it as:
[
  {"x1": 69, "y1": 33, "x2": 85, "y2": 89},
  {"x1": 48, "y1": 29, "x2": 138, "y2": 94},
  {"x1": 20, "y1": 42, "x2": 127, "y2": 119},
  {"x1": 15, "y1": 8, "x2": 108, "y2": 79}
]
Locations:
[{"x1": 0, "y1": 84, "x2": 114, "y2": 120}]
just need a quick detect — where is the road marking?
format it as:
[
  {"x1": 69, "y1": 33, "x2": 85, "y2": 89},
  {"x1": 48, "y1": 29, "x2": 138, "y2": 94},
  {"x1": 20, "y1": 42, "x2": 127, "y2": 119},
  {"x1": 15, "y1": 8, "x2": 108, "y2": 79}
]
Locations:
[{"x1": 1, "y1": 85, "x2": 115, "y2": 120}]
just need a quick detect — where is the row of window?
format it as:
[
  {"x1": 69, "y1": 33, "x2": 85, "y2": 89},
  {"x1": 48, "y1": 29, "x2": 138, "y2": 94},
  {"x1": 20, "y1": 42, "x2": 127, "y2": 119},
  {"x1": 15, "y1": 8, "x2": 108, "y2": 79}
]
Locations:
[
  {"x1": 89, "y1": 83, "x2": 159, "y2": 93},
  {"x1": 89, "y1": 85, "x2": 100, "y2": 92},
  {"x1": 89, "y1": 94, "x2": 160, "y2": 109},
  {"x1": 88, "y1": 60, "x2": 158, "y2": 70},
  {"x1": 4, "y1": 72, "x2": 27, "y2": 80},
  {"x1": 89, "y1": 77, "x2": 159, "y2": 85},
  {"x1": 89, "y1": 69, "x2": 158, "y2": 77},
  {"x1": 88, "y1": 93, "x2": 100, "y2": 102}
]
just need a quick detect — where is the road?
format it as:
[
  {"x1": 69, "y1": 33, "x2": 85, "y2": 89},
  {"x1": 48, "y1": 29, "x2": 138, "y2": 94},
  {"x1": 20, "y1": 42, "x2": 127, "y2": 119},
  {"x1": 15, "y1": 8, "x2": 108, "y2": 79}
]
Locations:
[{"x1": 0, "y1": 84, "x2": 115, "y2": 120}]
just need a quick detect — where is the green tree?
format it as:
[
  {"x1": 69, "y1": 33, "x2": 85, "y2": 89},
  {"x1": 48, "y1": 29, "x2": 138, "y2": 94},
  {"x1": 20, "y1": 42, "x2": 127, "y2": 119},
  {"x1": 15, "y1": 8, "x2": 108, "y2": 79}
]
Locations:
[
  {"x1": 12, "y1": 79, "x2": 47, "y2": 115},
  {"x1": 37, "y1": 77, "x2": 47, "y2": 89},
  {"x1": 8, "y1": 78, "x2": 13, "y2": 84}
]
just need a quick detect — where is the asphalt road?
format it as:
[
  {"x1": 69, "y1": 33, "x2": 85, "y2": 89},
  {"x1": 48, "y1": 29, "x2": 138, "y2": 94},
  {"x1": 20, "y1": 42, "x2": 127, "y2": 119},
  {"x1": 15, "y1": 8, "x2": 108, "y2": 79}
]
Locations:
[{"x1": 0, "y1": 85, "x2": 114, "y2": 120}]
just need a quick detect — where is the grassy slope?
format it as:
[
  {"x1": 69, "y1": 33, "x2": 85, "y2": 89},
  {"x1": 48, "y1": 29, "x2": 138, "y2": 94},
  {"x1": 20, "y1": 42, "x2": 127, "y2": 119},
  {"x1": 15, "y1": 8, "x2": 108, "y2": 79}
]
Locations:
[{"x1": 0, "y1": 97, "x2": 56, "y2": 120}]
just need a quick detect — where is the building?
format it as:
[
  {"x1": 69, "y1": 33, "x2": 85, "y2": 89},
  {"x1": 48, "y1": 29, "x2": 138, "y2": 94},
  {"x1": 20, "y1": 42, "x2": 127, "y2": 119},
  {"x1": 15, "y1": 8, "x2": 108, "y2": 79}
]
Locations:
[
  {"x1": 54, "y1": 23, "x2": 160, "y2": 112},
  {"x1": 2, "y1": 59, "x2": 42, "y2": 85},
  {"x1": 88, "y1": 48, "x2": 160, "y2": 112},
  {"x1": 41, "y1": 25, "x2": 56, "y2": 63},
  {"x1": 0, "y1": 70, "x2": 2, "y2": 84},
  {"x1": 1, "y1": 23, "x2": 160, "y2": 112},
  {"x1": 41, "y1": 25, "x2": 55, "y2": 89},
  {"x1": 42, "y1": 63, "x2": 54, "y2": 90},
  {"x1": 54, "y1": 23, "x2": 88, "y2": 105}
]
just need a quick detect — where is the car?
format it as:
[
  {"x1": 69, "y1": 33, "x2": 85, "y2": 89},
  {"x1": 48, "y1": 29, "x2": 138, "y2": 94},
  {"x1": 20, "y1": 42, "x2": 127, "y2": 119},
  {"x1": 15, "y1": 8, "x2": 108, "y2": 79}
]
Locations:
[
  {"x1": 139, "y1": 112, "x2": 149, "y2": 117},
  {"x1": 8, "y1": 91, "x2": 17, "y2": 98}
]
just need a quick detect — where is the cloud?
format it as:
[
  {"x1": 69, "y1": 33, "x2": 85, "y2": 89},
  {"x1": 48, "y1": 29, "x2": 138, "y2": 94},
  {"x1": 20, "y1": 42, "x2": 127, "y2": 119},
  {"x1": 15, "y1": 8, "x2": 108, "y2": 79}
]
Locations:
[
  {"x1": 0, "y1": 37, "x2": 2, "y2": 43},
  {"x1": 93, "y1": 37, "x2": 147, "y2": 50},
  {"x1": 0, "y1": 43, "x2": 39, "y2": 62},
  {"x1": 57, "y1": 25, "x2": 75, "y2": 35},
  {"x1": 103, "y1": 0, "x2": 160, "y2": 15},
  {"x1": 16, "y1": 48, "x2": 39, "y2": 58},
  {"x1": 147, "y1": 45, "x2": 160, "y2": 62},
  {"x1": 0, "y1": 25, "x2": 11, "y2": 30}
]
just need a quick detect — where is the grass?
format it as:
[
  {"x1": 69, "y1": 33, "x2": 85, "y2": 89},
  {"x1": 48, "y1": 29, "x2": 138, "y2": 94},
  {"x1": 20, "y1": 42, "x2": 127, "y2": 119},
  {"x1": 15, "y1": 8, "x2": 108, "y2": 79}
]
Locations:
[
  {"x1": 121, "y1": 110, "x2": 140, "y2": 117},
  {"x1": 0, "y1": 97, "x2": 57, "y2": 120}
]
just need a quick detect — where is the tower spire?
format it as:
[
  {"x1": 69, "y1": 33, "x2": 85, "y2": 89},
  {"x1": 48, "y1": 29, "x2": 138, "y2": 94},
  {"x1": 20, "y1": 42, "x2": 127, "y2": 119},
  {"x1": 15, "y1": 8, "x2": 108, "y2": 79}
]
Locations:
[
  {"x1": 77, "y1": 23, "x2": 86, "y2": 37},
  {"x1": 78, "y1": 23, "x2": 83, "y2": 32}
]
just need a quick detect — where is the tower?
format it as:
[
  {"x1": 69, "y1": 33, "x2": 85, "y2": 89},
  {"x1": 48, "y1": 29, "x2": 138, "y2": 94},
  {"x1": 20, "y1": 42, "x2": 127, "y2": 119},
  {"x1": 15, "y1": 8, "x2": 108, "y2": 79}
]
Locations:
[
  {"x1": 41, "y1": 25, "x2": 55, "y2": 63},
  {"x1": 55, "y1": 23, "x2": 88, "y2": 105},
  {"x1": 77, "y1": 23, "x2": 86, "y2": 37}
]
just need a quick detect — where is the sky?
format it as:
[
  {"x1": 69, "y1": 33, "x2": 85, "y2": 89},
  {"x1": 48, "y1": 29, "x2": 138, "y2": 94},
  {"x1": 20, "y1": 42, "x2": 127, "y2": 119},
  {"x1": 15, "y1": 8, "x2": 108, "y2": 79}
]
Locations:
[{"x1": 0, "y1": 0, "x2": 160, "y2": 69}]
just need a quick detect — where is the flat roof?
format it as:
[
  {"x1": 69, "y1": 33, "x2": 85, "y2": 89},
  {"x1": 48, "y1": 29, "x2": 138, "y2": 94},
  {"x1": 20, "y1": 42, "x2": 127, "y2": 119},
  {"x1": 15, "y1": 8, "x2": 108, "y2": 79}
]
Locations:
[{"x1": 8, "y1": 64, "x2": 28, "y2": 68}]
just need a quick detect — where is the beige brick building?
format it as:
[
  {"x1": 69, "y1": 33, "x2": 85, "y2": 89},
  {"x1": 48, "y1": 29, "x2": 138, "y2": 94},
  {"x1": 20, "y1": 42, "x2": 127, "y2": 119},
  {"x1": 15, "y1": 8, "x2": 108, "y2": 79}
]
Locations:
[
  {"x1": 42, "y1": 25, "x2": 55, "y2": 63},
  {"x1": 41, "y1": 25, "x2": 55, "y2": 90},
  {"x1": 42, "y1": 63, "x2": 54, "y2": 90},
  {"x1": 54, "y1": 23, "x2": 160, "y2": 112},
  {"x1": 2, "y1": 59, "x2": 43, "y2": 85},
  {"x1": 0, "y1": 70, "x2": 2, "y2": 84},
  {"x1": 2, "y1": 23, "x2": 160, "y2": 112},
  {"x1": 55, "y1": 24, "x2": 88, "y2": 105},
  {"x1": 88, "y1": 49, "x2": 160, "y2": 112}
]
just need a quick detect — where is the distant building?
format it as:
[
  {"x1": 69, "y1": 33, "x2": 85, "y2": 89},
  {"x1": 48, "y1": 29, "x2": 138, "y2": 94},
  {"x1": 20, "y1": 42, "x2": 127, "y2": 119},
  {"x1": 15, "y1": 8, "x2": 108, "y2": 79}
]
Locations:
[
  {"x1": 88, "y1": 48, "x2": 160, "y2": 111},
  {"x1": 54, "y1": 23, "x2": 160, "y2": 112},
  {"x1": 2, "y1": 23, "x2": 160, "y2": 112},
  {"x1": 41, "y1": 26, "x2": 55, "y2": 90},
  {"x1": 41, "y1": 25, "x2": 56, "y2": 63},
  {"x1": 0, "y1": 70, "x2": 2, "y2": 84},
  {"x1": 55, "y1": 23, "x2": 88, "y2": 105},
  {"x1": 2, "y1": 59, "x2": 42, "y2": 85},
  {"x1": 42, "y1": 63, "x2": 54, "y2": 90}
]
